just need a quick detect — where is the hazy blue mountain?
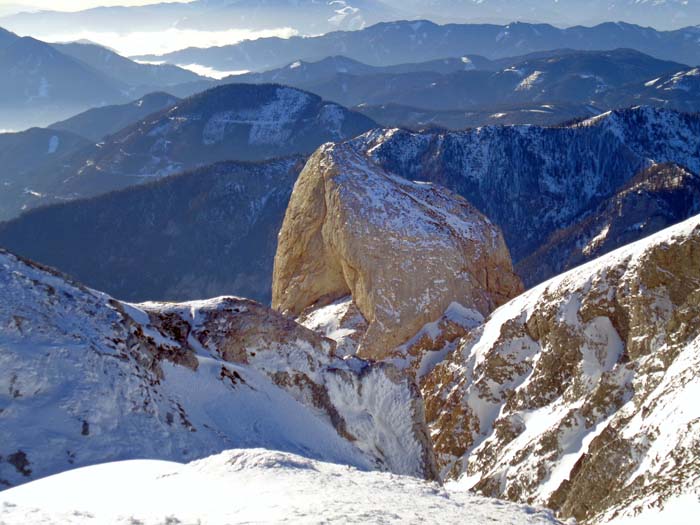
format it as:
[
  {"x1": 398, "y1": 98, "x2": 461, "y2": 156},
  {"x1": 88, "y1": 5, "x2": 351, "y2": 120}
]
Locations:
[
  {"x1": 0, "y1": 83, "x2": 376, "y2": 220},
  {"x1": 137, "y1": 21, "x2": 700, "y2": 73},
  {"x1": 0, "y1": 158, "x2": 305, "y2": 304},
  {"x1": 0, "y1": 0, "x2": 404, "y2": 36},
  {"x1": 516, "y1": 162, "x2": 700, "y2": 286},
  {"x1": 2, "y1": 0, "x2": 698, "y2": 38},
  {"x1": 53, "y1": 41, "x2": 203, "y2": 91},
  {"x1": 3, "y1": 107, "x2": 698, "y2": 303},
  {"x1": 0, "y1": 25, "x2": 17, "y2": 48},
  {"x1": 224, "y1": 49, "x2": 694, "y2": 129},
  {"x1": 49, "y1": 92, "x2": 180, "y2": 141},
  {"x1": 0, "y1": 33, "x2": 131, "y2": 131},
  {"x1": 386, "y1": 0, "x2": 700, "y2": 30},
  {"x1": 289, "y1": 49, "x2": 686, "y2": 109},
  {"x1": 0, "y1": 127, "x2": 92, "y2": 220},
  {"x1": 0, "y1": 28, "x2": 206, "y2": 131},
  {"x1": 232, "y1": 54, "x2": 495, "y2": 85}
]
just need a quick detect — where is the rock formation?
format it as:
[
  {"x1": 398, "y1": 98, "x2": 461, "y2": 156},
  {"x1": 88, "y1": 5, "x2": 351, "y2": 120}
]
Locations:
[
  {"x1": 422, "y1": 214, "x2": 700, "y2": 524},
  {"x1": 350, "y1": 106, "x2": 700, "y2": 278},
  {"x1": 0, "y1": 248, "x2": 437, "y2": 487},
  {"x1": 272, "y1": 142, "x2": 522, "y2": 360}
]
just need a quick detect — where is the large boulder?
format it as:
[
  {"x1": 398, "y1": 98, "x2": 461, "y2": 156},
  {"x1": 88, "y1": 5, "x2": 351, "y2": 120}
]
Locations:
[{"x1": 272, "y1": 142, "x2": 522, "y2": 360}]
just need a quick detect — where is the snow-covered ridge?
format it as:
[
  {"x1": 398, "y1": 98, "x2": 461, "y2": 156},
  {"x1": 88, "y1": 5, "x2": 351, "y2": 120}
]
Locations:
[
  {"x1": 0, "y1": 448, "x2": 562, "y2": 525},
  {"x1": 0, "y1": 248, "x2": 435, "y2": 488},
  {"x1": 350, "y1": 106, "x2": 700, "y2": 269}
]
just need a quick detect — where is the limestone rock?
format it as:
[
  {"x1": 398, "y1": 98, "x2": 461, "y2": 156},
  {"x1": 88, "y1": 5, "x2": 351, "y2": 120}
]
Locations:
[
  {"x1": 422, "y1": 215, "x2": 700, "y2": 523},
  {"x1": 272, "y1": 142, "x2": 522, "y2": 360}
]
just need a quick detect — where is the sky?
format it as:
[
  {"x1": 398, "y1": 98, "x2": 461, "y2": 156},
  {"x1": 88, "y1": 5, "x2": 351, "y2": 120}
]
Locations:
[{"x1": 2, "y1": 0, "x2": 192, "y2": 12}]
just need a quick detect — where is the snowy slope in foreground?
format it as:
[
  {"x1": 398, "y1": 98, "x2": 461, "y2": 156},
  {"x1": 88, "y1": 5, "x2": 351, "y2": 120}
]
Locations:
[{"x1": 0, "y1": 448, "x2": 562, "y2": 525}]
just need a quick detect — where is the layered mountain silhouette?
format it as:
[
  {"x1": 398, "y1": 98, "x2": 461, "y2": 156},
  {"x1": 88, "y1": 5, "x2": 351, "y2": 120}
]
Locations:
[
  {"x1": 0, "y1": 83, "x2": 376, "y2": 220},
  {"x1": 2, "y1": 106, "x2": 697, "y2": 306},
  {"x1": 137, "y1": 20, "x2": 700, "y2": 72}
]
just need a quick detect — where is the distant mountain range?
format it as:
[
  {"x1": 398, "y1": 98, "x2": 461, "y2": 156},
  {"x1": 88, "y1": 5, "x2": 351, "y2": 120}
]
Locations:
[
  {"x1": 2, "y1": 106, "x2": 698, "y2": 304},
  {"x1": 0, "y1": 27, "x2": 203, "y2": 130},
  {"x1": 0, "y1": 83, "x2": 376, "y2": 220},
  {"x1": 0, "y1": 0, "x2": 404, "y2": 36},
  {"x1": 136, "y1": 20, "x2": 700, "y2": 73},
  {"x1": 386, "y1": 0, "x2": 700, "y2": 29},
  {"x1": 1, "y1": 0, "x2": 699, "y2": 37},
  {"x1": 49, "y1": 92, "x2": 180, "y2": 141},
  {"x1": 221, "y1": 48, "x2": 698, "y2": 128},
  {"x1": 19, "y1": 45, "x2": 700, "y2": 135},
  {"x1": 4, "y1": 19, "x2": 700, "y2": 132}
]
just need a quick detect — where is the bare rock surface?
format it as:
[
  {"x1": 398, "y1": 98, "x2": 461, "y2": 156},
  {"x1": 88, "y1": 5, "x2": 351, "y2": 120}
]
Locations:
[
  {"x1": 272, "y1": 142, "x2": 522, "y2": 360},
  {"x1": 422, "y1": 215, "x2": 700, "y2": 524}
]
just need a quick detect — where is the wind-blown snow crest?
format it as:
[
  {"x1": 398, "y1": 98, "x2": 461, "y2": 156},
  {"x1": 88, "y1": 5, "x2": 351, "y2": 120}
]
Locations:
[{"x1": 0, "y1": 448, "x2": 562, "y2": 525}]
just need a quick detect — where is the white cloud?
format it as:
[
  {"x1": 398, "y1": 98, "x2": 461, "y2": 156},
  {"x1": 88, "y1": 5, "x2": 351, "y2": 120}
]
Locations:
[{"x1": 44, "y1": 26, "x2": 298, "y2": 57}]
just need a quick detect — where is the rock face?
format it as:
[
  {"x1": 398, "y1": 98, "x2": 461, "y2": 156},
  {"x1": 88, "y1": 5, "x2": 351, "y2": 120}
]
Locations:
[
  {"x1": 422, "y1": 215, "x2": 700, "y2": 524},
  {"x1": 351, "y1": 106, "x2": 700, "y2": 276},
  {"x1": 272, "y1": 142, "x2": 522, "y2": 360},
  {"x1": 0, "y1": 248, "x2": 437, "y2": 487}
]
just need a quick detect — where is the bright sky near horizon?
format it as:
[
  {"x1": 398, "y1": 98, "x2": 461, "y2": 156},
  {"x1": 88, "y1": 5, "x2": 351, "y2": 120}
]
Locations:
[{"x1": 2, "y1": 0, "x2": 192, "y2": 12}]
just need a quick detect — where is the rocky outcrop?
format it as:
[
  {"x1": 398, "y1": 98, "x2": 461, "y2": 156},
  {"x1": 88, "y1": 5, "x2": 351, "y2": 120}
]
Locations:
[
  {"x1": 141, "y1": 297, "x2": 439, "y2": 480},
  {"x1": 351, "y1": 106, "x2": 700, "y2": 268},
  {"x1": 0, "y1": 248, "x2": 437, "y2": 487},
  {"x1": 422, "y1": 215, "x2": 700, "y2": 524},
  {"x1": 272, "y1": 142, "x2": 522, "y2": 361}
]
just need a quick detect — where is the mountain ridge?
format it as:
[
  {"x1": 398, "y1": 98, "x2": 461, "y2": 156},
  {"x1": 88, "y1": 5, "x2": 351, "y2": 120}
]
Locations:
[{"x1": 136, "y1": 20, "x2": 700, "y2": 73}]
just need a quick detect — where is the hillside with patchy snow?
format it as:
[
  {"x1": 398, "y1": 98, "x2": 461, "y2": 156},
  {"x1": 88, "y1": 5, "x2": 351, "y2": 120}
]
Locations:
[
  {"x1": 351, "y1": 106, "x2": 700, "y2": 282},
  {"x1": 422, "y1": 215, "x2": 700, "y2": 524},
  {"x1": 0, "y1": 83, "x2": 376, "y2": 222}
]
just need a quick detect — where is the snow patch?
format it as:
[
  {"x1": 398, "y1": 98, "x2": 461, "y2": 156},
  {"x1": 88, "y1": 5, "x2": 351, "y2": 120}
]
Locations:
[{"x1": 47, "y1": 135, "x2": 59, "y2": 154}]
